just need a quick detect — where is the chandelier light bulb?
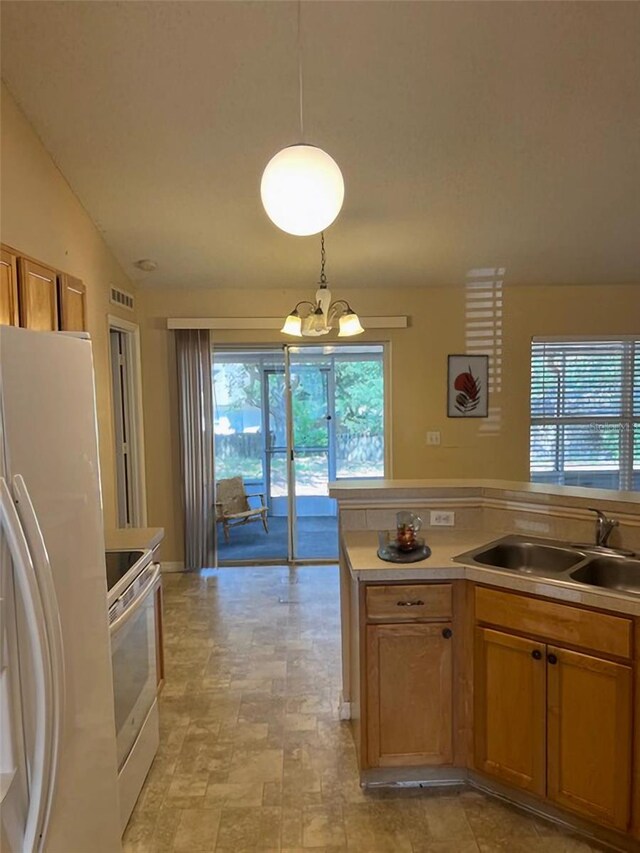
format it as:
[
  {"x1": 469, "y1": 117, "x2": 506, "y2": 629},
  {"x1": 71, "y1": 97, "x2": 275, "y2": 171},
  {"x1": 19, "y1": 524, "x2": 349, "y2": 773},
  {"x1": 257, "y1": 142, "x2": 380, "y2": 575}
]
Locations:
[
  {"x1": 281, "y1": 312, "x2": 303, "y2": 337},
  {"x1": 261, "y1": 144, "x2": 345, "y2": 236},
  {"x1": 338, "y1": 311, "x2": 365, "y2": 337}
]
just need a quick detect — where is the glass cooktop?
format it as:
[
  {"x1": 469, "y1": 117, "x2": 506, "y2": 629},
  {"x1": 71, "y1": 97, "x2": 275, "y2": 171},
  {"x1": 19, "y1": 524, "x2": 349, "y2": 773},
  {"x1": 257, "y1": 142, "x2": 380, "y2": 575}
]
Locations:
[{"x1": 105, "y1": 550, "x2": 146, "y2": 592}]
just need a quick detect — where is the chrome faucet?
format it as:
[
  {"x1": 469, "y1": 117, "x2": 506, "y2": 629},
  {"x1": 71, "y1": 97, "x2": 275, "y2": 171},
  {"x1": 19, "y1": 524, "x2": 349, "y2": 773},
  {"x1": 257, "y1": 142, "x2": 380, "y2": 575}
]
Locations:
[{"x1": 588, "y1": 508, "x2": 619, "y2": 547}]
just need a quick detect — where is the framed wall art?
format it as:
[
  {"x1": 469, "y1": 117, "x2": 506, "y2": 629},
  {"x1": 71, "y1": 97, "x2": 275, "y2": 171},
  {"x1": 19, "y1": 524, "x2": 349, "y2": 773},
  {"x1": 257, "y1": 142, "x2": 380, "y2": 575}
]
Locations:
[{"x1": 447, "y1": 354, "x2": 489, "y2": 418}]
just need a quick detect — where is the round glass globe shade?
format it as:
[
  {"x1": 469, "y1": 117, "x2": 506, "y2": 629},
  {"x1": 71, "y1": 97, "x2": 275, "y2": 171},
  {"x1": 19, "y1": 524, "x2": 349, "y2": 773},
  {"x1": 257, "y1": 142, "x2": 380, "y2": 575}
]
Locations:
[{"x1": 260, "y1": 144, "x2": 344, "y2": 236}]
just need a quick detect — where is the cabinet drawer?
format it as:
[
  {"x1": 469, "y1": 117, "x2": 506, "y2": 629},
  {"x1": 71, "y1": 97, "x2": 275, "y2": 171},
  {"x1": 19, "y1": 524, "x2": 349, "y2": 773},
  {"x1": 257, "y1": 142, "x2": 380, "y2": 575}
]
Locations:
[
  {"x1": 366, "y1": 583, "x2": 452, "y2": 622},
  {"x1": 475, "y1": 587, "x2": 632, "y2": 660}
]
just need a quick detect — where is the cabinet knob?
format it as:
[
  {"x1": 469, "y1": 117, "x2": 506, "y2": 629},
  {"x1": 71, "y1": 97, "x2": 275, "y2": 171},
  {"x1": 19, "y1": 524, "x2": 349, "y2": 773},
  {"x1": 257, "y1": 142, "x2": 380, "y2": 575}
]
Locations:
[
  {"x1": 547, "y1": 653, "x2": 558, "y2": 665},
  {"x1": 531, "y1": 649, "x2": 542, "y2": 661},
  {"x1": 442, "y1": 628, "x2": 453, "y2": 640}
]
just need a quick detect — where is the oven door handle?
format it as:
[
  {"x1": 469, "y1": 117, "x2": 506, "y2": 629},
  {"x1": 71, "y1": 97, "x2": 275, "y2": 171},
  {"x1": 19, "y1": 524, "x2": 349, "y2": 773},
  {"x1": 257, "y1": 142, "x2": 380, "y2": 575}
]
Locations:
[{"x1": 109, "y1": 563, "x2": 160, "y2": 636}]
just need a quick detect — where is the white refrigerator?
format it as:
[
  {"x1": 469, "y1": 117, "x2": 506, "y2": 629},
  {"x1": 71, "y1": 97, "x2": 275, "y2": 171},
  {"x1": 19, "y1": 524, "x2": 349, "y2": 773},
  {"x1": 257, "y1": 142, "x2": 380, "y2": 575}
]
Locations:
[{"x1": 0, "y1": 326, "x2": 122, "y2": 852}]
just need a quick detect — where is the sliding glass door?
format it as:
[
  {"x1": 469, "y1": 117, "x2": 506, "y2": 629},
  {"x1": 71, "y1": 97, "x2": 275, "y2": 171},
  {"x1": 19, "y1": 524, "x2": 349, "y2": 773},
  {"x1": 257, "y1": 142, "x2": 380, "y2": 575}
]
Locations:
[
  {"x1": 263, "y1": 367, "x2": 289, "y2": 519},
  {"x1": 289, "y1": 350, "x2": 335, "y2": 559},
  {"x1": 213, "y1": 350, "x2": 289, "y2": 563},
  {"x1": 212, "y1": 344, "x2": 386, "y2": 565}
]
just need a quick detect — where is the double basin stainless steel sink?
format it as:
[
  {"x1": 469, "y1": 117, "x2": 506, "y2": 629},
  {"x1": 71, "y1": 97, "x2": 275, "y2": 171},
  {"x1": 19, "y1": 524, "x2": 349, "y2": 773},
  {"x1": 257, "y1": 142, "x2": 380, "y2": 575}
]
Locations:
[{"x1": 454, "y1": 535, "x2": 640, "y2": 597}]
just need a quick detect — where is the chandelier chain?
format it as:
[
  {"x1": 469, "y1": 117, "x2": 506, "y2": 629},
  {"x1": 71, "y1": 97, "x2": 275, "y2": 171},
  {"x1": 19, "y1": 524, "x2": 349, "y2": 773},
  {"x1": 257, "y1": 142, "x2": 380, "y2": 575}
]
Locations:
[{"x1": 319, "y1": 231, "x2": 327, "y2": 284}]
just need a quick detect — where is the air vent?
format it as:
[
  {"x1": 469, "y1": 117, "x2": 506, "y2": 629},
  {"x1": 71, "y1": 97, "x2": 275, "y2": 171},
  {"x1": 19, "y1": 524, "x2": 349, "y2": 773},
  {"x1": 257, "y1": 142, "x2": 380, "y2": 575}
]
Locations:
[{"x1": 110, "y1": 286, "x2": 135, "y2": 311}]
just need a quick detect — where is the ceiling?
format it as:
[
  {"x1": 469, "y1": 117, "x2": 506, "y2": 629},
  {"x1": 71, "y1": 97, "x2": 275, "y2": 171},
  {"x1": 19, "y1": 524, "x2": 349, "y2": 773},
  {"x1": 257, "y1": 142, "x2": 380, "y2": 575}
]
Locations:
[{"x1": 1, "y1": 1, "x2": 639, "y2": 290}]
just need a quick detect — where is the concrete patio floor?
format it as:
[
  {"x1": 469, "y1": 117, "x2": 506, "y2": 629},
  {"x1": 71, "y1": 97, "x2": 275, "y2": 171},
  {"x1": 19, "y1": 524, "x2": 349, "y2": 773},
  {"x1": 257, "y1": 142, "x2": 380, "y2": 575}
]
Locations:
[{"x1": 216, "y1": 516, "x2": 338, "y2": 563}]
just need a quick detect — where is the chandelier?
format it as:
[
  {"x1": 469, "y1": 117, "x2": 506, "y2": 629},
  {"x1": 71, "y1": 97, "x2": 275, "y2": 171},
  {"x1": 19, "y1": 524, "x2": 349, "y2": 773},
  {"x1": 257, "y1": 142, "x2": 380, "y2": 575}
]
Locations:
[
  {"x1": 260, "y1": 2, "x2": 344, "y2": 236},
  {"x1": 281, "y1": 232, "x2": 364, "y2": 338}
]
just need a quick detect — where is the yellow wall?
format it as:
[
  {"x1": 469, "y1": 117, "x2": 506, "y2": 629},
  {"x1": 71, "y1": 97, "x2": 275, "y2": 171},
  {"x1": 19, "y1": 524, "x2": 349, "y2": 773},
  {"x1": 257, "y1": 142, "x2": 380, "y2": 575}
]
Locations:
[
  {"x1": 0, "y1": 83, "x2": 137, "y2": 528},
  {"x1": 138, "y1": 281, "x2": 639, "y2": 563},
  {"x1": 3, "y1": 82, "x2": 637, "y2": 562}
]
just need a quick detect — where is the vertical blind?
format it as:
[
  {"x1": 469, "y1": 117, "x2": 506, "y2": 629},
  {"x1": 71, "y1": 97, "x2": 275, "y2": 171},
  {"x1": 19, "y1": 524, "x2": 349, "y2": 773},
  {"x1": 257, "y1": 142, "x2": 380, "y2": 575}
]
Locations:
[
  {"x1": 530, "y1": 337, "x2": 639, "y2": 492},
  {"x1": 176, "y1": 329, "x2": 215, "y2": 569}
]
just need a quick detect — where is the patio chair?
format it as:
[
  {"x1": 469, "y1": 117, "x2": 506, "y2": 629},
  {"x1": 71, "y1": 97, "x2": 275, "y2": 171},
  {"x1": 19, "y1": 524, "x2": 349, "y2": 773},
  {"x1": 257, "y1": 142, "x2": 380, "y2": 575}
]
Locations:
[{"x1": 215, "y1": 476, "x2": 269, "y2": 543}]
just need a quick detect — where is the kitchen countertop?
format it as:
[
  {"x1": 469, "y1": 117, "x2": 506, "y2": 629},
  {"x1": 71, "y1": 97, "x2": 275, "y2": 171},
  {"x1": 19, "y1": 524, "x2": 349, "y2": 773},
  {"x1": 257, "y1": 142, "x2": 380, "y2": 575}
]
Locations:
[
  {"x1": 104, "y1": 526, "x2": 164, "y2": 553},
  {"x1": 343, "y1": 529, "x2": 640, "y2": 617}
]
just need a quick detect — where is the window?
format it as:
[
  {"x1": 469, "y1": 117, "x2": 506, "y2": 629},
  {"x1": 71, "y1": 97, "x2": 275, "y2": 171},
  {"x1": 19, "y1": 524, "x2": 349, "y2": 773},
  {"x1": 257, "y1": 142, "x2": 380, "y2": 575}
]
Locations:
[{"x1": 530, "y1": 337, "x2": 639, "y2": 491}]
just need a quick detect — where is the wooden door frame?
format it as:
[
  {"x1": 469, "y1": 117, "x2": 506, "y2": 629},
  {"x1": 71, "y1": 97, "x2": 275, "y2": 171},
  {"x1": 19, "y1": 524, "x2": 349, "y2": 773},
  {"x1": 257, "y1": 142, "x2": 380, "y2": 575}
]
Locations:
[{"x1": 108, "y1": 315, "x2": 148, "y2": 527}]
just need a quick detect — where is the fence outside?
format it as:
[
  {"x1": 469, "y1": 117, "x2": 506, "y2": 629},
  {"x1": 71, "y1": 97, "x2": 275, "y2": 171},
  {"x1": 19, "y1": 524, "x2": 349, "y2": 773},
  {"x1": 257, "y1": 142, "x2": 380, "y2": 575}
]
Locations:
[{"x1": 214, "y1": 431, "x2": 384, "y2": 480}]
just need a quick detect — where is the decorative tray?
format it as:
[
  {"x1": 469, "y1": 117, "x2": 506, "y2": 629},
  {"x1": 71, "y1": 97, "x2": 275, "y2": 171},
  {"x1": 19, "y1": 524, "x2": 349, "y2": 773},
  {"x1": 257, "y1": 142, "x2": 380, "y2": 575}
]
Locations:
[{"x1": 377, "y1": 541, "x2": 432, "y2": 564}]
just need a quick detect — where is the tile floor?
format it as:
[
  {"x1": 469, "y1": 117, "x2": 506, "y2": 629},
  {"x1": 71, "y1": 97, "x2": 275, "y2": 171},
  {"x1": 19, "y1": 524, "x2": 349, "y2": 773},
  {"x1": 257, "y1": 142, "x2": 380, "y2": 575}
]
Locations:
[{"x1": 123, "y1": 565, "x2": 610, "y2": 852}]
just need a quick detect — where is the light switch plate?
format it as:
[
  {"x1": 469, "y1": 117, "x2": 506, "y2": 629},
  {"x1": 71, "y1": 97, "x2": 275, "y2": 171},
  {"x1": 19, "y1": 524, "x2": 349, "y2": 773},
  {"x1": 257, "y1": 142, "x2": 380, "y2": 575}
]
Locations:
[{"x1": 430, "y1": 510, "x2": 455, "y2": 526}]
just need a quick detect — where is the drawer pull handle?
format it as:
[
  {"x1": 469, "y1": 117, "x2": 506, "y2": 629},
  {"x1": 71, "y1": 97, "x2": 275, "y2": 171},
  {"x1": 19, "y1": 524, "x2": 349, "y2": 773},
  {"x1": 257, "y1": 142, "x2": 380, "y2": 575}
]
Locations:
[
  {"x1": 396, "y1": 599, "x2": 424, "y2": 607},
  {"x1": 442, "y1": 628, "x2": 453, "y2": 640}
]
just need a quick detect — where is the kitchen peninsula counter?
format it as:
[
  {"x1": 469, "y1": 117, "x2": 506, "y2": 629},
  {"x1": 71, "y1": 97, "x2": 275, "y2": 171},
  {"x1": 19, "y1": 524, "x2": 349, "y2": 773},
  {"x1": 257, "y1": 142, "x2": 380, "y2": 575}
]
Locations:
[
  {"x1": 342, "y1": 528, "x2": 640, "y2": 617},
  {"x1": 331, "y1": 479, "x2": 640, "y2": 851}
]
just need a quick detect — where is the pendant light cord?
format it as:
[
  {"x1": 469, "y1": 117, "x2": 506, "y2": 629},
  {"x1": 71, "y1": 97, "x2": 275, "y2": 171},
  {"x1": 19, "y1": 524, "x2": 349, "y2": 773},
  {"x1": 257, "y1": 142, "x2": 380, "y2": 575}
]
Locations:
[{"x1": 298, "y1": 0, "x2": 304, "y2": 141}]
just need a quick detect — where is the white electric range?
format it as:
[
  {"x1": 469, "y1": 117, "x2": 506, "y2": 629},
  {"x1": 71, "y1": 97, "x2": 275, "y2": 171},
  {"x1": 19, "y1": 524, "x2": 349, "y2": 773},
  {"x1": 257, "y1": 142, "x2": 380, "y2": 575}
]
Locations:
[{"x1": 106, "y1": 549, "x2": 160, "y2": 834}]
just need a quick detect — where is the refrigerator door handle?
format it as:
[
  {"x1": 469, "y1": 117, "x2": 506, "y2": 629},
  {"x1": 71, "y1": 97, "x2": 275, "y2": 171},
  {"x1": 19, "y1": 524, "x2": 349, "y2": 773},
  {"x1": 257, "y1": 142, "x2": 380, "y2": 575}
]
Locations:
[
  {"x1": 12, "y1": 474, "x2": 66, "y2": 846},
  {"x1": 0, "y1": 477, "x2": 53, "y2": 853}
]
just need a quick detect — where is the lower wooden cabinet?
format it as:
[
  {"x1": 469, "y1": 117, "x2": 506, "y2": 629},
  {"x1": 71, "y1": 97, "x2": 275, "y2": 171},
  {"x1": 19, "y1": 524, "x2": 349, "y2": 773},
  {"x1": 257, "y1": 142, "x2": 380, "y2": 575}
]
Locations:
[
  {"x1": 353, "y1": 578, "x2": 636, "y2": 838},
  {"x1": 366, "y1": 621, "x2": 453, "y2": 767},
  {"x1": 474, "y1": 627, "x2": 546, "y2": 795},
  {"x1": 474, "y1": 624, "x2": 633, "y2": 831},
  {"x1": 547, "y1": 646, "x2": 632, "y2": 830}
]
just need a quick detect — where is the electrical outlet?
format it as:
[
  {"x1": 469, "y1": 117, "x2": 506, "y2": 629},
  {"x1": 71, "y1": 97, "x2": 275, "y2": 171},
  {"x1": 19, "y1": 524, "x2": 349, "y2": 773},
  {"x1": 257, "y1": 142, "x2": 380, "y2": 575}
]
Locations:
[
  {"x1": 430, "y1": 510, "x2": 455, "y2": 527},
  {"x1": 426, "y1": 431, "x2": 441, "y2": 446}
]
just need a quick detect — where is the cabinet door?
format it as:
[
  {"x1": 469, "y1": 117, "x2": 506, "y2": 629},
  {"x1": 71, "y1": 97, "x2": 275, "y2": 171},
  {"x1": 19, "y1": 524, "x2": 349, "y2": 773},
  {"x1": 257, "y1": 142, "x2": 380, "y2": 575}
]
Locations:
[
  {"x1": 17, "y1": 258, "x2": 58, "y2": 330},
  {"x1": 58, "y1": 274, "x2": 87, "y2": 331},
  {"x1": 366, "y1": 622, "x2": 452, "y2": 767},
  {"x1": 547, "y1": 646, "x2": 632, "y2": 830},
  {"x1": 474, "y1": 627, "x2": 546, "y2": 795},
  {"x1": 0, "y1": 249, "x2": 19, "y2": 326}
]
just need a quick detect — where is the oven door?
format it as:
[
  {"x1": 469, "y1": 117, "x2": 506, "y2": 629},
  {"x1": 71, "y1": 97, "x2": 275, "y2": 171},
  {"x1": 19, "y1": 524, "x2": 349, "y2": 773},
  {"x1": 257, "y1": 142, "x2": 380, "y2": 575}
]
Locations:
[{"x1": 109, "y1": 564, "x2": 160, "y2": 771}]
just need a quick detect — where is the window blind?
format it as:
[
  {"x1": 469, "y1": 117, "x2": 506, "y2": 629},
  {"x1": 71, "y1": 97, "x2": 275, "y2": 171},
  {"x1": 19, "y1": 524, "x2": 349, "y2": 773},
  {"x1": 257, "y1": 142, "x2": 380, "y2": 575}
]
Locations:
[{"x1": 530, "y1": 337, "x2": 639, "y2": 492}]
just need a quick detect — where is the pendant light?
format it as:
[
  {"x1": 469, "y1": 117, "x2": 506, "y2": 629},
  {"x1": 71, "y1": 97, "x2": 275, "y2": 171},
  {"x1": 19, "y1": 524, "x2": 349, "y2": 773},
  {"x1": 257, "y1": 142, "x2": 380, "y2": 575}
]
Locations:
[
  {"x1": 261, "y1": 3, "x2": 344, "y2": 236},
  {"x1": 280, "y1": 232, "x2": 364, "y2": 337}
]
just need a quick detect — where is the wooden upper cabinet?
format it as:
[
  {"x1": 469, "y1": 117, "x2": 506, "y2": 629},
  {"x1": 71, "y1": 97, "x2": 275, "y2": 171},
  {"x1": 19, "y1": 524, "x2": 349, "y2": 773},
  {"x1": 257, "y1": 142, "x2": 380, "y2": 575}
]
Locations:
[
  {"x1": 17, "y1": 258, "x2": 58, "y2": 330},
  {"x1": 547, "y1": 646, "x2": 632, "y2": 831},
  {"x1": 366, "y1": 622, "x2": 453, "y2": 768},
  {"x1": 0, "y1": 248, "x2": 19, "y2": 326},
  {"x1": 58, "y1": 274, "x2": 87, "y2": 331},
  {"x1": 474, "y1": 627, "x2": 546, "y2": 796}
]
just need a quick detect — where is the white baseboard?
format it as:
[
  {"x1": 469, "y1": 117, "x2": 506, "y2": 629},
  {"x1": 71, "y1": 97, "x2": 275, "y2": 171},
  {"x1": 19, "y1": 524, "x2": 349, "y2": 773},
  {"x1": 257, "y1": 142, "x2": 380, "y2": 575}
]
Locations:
[{"x1": 161, "y1": 561, "x2": 186, "y2": 573}]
